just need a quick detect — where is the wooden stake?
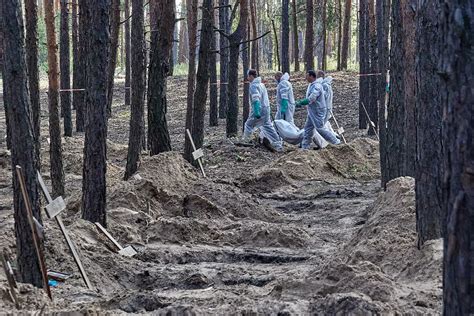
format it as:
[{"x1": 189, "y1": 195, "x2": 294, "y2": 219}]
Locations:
[
  {"x1": 37, "y1": 171, "x2": 94, "y2": 290},
  {"x1": 361, "y1": 102, "x2": 380, "y2": 141},
  {"x1": 330, "y1": 111, "x2": 347, "y2": 144},
  {"x1": 1, "y1": 249, "x2": 19, "y2": 309},
  {"x1": 15, "y1": 166, "x2": 52, "y2": 300},
  {"x1": 186, "y1": 129, "x2": 206, "y2": 177}
]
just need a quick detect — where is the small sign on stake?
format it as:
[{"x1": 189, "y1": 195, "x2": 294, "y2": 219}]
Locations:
[
  {"x1": 95, "y1": 223, "x2": 137, "y2": 257},
  {"x1": 186, "y1": 129, "x2": 206, "y2": 177}
]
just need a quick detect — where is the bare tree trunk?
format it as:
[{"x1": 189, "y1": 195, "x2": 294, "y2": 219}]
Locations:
[
  {"x1": 124, "y1": 0, "x2": 131, "y2": 105},
  {"x1": 271, "y1": 18, "x2": 281, "y2": 71},
  {"x1": 82, "y1": 0, "x2": 109, "y2": 227},
  {"x1": 71, "y1": 0, "x2": 78, "y2": 111},
  {"x1": 242, "y1": 22, "x2": 250, "y2": 128},
  {"x1": 367, "y1": 0, "x2": 377, "y2": 135},
  {"x1": 281, "y1": 0, "x2": 290, "y2": 73},
  {"x1": 414, "y1": 0, "x2": 442, "y2": 247},
  {"x1": 226, "y1": 0, "x2": 248, "y2": 137},
  {"x1": 340, "y1": 0, "x2": 351, "y2": 69},
  {"x1": 190, "y1": 0, "x2": 213, "y2": 165},
  {"x1": 304, "y1": 0, "x2": 314, "y2": 70},
  {"x1": 44, "y1": 0, "x2": 65, "y2": 198},
  {"x1": 74, "y1": 0, "x2": 86, "y2": 132},
  {"x1": 441, "y1": 1, "x2": 474, "y2": 313},
  {"x1": 184, "y1": 0, "x2": 198, "y2": 162},
  {"x1": 124, "y1": 0, "x2": 146, "y2": 179},
  {"x1": 1, "y1": 0, "x2": 44, "y2": 287},
  {"x1": 250, "y1": 0, "x2": 259, "y2": 72},
  {"x1": 60, "y1": 0, "x2": 72, "y2": 137},
  {"x1": 106, "y1": 0, "x2": 121, "y2": 118},
  {"x1": 291, "y1": 0, "x2": 299, "y2": 72},
  {"x1": 209, "y1": 7, "x2": 219, "y2": 127},
  {"x1": 321, "y1": 0, "x2": 327, "y2": 71},
  {"x1": 218, "y1": 0, "x2": 229, "y2": 119},
  {"x1": 178, "y1": 0, "x2": 188, "y2": 64},
  {"x1": 358, "y1": 0, "x2": 368, "y2": 129},
  {"x1": 25, "y1": 0, "x2": 41, "y2": 166},
  {"x1": 336, "y1": 0, "x2": 342, "y2": 70},
  {"x1": 377, "y1": 0, "x2": 390, "y2": 188},
  {"x1": 147, "y1": 0, "x2": 174, "y2": 155}
]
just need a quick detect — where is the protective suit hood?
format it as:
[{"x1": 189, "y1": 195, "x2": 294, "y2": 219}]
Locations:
[
  {"x1": 252, "y1": 77, "x2": 262, "y2": 84},
  {"x1": 281, "y1": 72, "x2": 290, "y2": 82},
  {"x1": 322, "y1": 76, "x2": 333, "y2": 85}
]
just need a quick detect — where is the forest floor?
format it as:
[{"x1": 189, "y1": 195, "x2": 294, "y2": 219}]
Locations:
[{"x1": 0, "y1": 71, "x2": 442, "y2": 314}]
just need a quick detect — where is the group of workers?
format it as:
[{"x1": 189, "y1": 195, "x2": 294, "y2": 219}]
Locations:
[{"x1": 242, "y1": 69, "x2": 341, "y2": 152}]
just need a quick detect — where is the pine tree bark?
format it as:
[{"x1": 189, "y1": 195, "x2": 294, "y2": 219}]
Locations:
[
  {"x1": 71, "y1": 0, "x2": 78, "y2": 111},
  {"x1": 367, "y1": 0, "x2": 378, "y2": 135},
  {"x1": 190, "y1": 0, "x2": 213, "y2": 163},
  {"x1": 124, "y1": 0, "x2": 131, "y2": 106},
  {"x1": 60, "y1": 0, "x2": 72, "y2": 137},
  {"x1": 340, "y1": 0, "x2": 351, "y2": 69},
  {"x1": 304, "y1": 0, "x2": 314, "y2": 70},
  {"x1": 25, "y1": 0, "x2": 41, "y2": 164},
  {"x1": 218, "y1": 0, "x2": 230, "y2": 119},
  {"x1": 226, "y1": 0, "x2": 248, "y2": 137},
  {"x1": 441, "y1": 2, "x2": 474, "y2": 314},
  {"x1": 242, "y1": 22, "x2": 250, "y2": 128},
  {"x1": 250, "y1": 0, "x2": 259, "y2": 72},
  {"x1": 124, "y1": 0, "x2": 146, "y2": 179},
  {"x1": 106, "y1": 0, "x2": 121, "y2": 118},
  {"x1": 376, "y1": 0, "x2": 390, "y2": 188},
  {"x1": 74, "y1": 0, "x2": 86, "y2": 132},
  {"x1": 321, "y1": 0, "x2": 328, "y2": 70},
  {"x1": 0, "y1": 0, "x2": 43, "y2": 287},
  {"x1": 336, "y1": 0, "x2": 342, "y2": 70},
  {"x1": 209, "y1": 8, "x2": 219, "y2": 127},
  {"x1": 291, "y1": 0, "x2": 299, "y2": 72},
  {"x1": 271, "y1": 18, "x2": 281, "y2": 70},
  {"x1": 81, "y1": 0, "x2": 109, "y2": 226},
  {"x1": 178, "y1": 0, "x2": 188, "y2": 64},
  {"x1": 358, "y1": 0, "x2": 368, "y2": 129},
  {"x1": 147, "y1": 0, "x2": 174, "y2": 156},
  {"x1": 184, "y1": 0, "x2": 198, "y2": 162},
  {"x1": 384, "y1": 0, "x2": 416, "y2": 185},
  {"x1": 281, "y1": 0, "x2": 290, "y2": 73},
  {"x1": 414, "y1": 0, "x2": 443, "y2": 246},
  {"x1": 44, "y1": 0, "x2": 65, "y2": 198}
]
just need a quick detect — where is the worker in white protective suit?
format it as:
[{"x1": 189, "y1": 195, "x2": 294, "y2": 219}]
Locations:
[
  {"x1": 243, "y1": 69, "x2": 283, "y2": 152},
  {"x1": 274, "y1": 72, "x2": 296, "y2": 124},
  {"x1": 295, "y1": 70, "x2": 340, "y2": 149}
]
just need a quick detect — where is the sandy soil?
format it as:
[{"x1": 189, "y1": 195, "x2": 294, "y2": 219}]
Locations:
[{"x1": 0, "y1": 71, "x2": 442, "y2": 314}]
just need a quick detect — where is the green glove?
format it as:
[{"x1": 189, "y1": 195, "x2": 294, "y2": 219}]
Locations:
[
  {"x1": 280, "y1": 99, "x2": 288, "y2": 115},
  {"x1": 296, "y1": 99, "x2": 309, "y2": 107},
  {"x1": 252, "y1": 100, "x2": 261, "y2": 119}
]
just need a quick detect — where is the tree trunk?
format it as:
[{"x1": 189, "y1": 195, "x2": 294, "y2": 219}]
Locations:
[
  {"x1": 0, "y1": 0, "x2": 43, "y2": 287},
  {"x1": 271, "y1": 18, "x2": 281, "y2": 71},
  {"x1": 81, "y1": 0, "x2": 109, "y2": 227},
  {"x1": 74, "y1": 0, "x2": 86, "y2": 132},
  {"x1": 321, "y1": 0, "x2": 327, "y2": 71},
  {"x1": 209, "y1": 7, "x2": 219, "y2": 127},
  {"x1": 147, "y1": 0, "x2": 174, "y2": 156},
  {"x1": 25, "y1": 0, "x2": 41, "y2": 165},
  {"x1": 44, "y1": 0, "x2": 65, "y2": 198},
  {"x1": 71, "y1": 0, "x2": 78, "y2": 112},
  {"x1": 336, "y1": 0, "x2": 342, "y2": 70},
  {"x1": 218, "y1": 0, "x2": 230, "y2": 119},
  {"x1": 60, "y1": 0, "x2": 72, "y2": 137},
  {"x1": 441, "y1": 1, "x2": 474, "y2": 314},
  {"x1": 281, "y1": 0, "x2": 290, "y2": 73},
  {"x1": 341, "y1": 0, "x2": 351, "y2": 69},
  {"x1": 124, "y1": 0, "x2": 131, "y2": 106},
  {"x1": 414, "y1": 0, "x2": 442, "y2": 247},
  {"x1": 250, "y1": 0, "x2": 259, "y2": 72},
  {"x1": 169, "y1": 22, "x2": 178, "y2": 76},
  {"x1": 367, "y1": 0, "x2": 378, "y2": 135},
  {"x1": 377, "y1": 0, "x2": 390, "y2": 188},
  {"x1": 292, "y1": 0, "x2": 299, "y2": 72},
  {"x1": 106, "y1": 0, "x2": 121, "y2": 118},
  {"x1": 242, "y1": 22, "x2": 250, "y2": 128},
  {"x1": 124, "y1": 0, "x2": 146, "y2": 180},
  {"x1": 358, "y1": 0, "x2": 368, "y2": 129},
  {"x1": 226, "y1": 0, "x2": 248, "y2": 137},
  {"x1": 183, "y1": 0, "x2": 198, "y2": 162},
  {"x1": 304, "y1": 0, "x2": 314, "y2": 70},
  {"x1": 384, "y1": 0, "x2": 416, "y2": 185},
  {"x1": 190, "y1": 0, "x2": 213, "y2": 163},
  {"x1": 178, "y1": 0, "x2": 188, "y2": 64}
]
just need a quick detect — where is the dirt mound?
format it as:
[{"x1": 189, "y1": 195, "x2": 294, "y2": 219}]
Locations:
[
  {"x1": 309, "y1": 177, "x2": 442, "y2": 314},
  {"x1": 239, "y1": 168, "x2": 295, "y2": 194},
  {"x1": 264, "y1": 138, "x2": 380, "y2": 184}
]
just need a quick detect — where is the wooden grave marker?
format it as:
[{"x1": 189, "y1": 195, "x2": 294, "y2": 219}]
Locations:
[
  {"x1": 95, "y1": 223, "x2": 137, "y2": 257},
  {"x1": 186, "y1": 129, "x2": 206, "y2": 177}
]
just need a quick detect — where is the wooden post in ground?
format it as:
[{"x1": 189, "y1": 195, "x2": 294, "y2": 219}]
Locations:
[{"x1": 186, "y1": 129, "x2": 206, "y2": 177}]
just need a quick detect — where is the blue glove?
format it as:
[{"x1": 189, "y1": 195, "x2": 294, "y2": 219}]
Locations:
[{"x1": 280, "y1": 99, "x2": 288, "y2": 116}]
